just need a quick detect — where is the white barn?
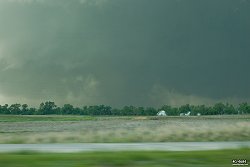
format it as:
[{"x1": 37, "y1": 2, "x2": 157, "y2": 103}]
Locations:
[{"x1": 157, "y1": 110, "x2": 167, "y2": 116}]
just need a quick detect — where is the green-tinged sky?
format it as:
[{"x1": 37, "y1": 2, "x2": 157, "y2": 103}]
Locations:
[{"x1": 0, "y1": 0, "x2": 250, "y2": 107}]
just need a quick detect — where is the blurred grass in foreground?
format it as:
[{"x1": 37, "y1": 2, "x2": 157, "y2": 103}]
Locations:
[
  {"x1": 0, "y1": 149, "x2": 249, "y2": 167},
  {"x1": 1, "y1": 115, "x2": 250, "y2": 143}
]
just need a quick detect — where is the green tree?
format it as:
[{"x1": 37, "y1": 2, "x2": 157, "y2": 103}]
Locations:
[
  {"x1": 39, "y1": 101, "x2": 57, "y2": 115},
  {"x1": 122, "y1": 106, "x2": 135, "y2": 115},
  {"x1": 144, "y1": 107, "x2": 157, "y2": 116},
  {"x1": 62, "y1": 104, "x2": 74, "y2": 115},
  {"x1": 239, "y1": 102, "x2": 250, "y2": 114},
  {"x1": 213, "y1": 103, "x2": 225, "y2": 115},
  {"x1": 179, "y1": 104, "x2": 191, "y2": 115},
  {"x1": 21, "y1": 104, "x2": 29, "y2": 115},
  {"x1": 9, "y1": 104, "x2": 21, "y2": 115},
  {"x1": 160, "y1": 105, "x2": 175, "y2": 115},
  {"x1": 224, "y1": 103, "x2": 236, "y2": 115},
  {"x1": 1, "y1": 104, "x2": 10, "y2": 114},
  {"x1": 29, "y1": 107, "x2": 37, "y2": 115},
  {"x1": 136, "y1": 107, "x2": 145, "y2": 115}
]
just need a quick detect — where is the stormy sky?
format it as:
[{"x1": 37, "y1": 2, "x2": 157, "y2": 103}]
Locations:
[{"x1": 0, "y1": 0, "x2": 250, "y2": 107}]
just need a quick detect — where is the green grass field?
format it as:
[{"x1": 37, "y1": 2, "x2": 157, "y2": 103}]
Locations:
[
  {"x1": 0, "y1": 149, "x2": 249, "y2": 167},
  {"x1": 0, "y1": 115, "x2": 96, "y2": 122},
  {"x1": 0, "y1": 115, "x2": 249, "y2": 143}
]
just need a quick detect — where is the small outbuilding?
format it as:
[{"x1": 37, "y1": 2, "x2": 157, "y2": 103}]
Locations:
[{"x1": 157, "y1": 110, "x2": 167, "y2": 116}]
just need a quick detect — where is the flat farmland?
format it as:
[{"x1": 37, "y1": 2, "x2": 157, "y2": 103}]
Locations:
[{"x1": 0, "y1": 115, "x2": 249, "y2": 143}]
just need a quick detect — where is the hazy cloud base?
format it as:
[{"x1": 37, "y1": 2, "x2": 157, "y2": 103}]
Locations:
[{"x1": 0, "y1": 0, "x2": 250, "y2": 107}]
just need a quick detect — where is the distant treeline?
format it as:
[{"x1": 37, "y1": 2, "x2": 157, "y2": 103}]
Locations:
[{"x1": 0, "y1": 102, "x2": 250, "y2": 116}]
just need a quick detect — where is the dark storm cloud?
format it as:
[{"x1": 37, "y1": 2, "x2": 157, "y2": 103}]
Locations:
[{"x1": 0, "y1": 0, "x2": 250, "y2": 107}]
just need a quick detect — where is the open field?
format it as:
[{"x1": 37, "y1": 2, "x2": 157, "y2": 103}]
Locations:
[
  {"x1": 0, "y1": 115, "x2": 249, "y2": 143},
  {"x1": 0, "y1": 149, "x2": 249, "y2": 167}
]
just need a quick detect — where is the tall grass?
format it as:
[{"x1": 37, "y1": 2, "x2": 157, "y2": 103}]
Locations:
[{"x1": 0, "y1": 115, "x2": 249, "y2": 143}]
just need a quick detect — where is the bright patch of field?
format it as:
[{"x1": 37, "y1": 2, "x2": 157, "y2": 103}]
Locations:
[
  {"x1": 0, "y1": 115, "x2": 249, "y2": 143},
  {"x1": 0, "y1": 149, "x2": 249, "y2": 167}
]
